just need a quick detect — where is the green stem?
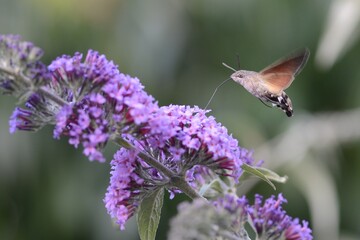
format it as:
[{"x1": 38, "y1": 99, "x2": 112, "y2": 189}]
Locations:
[
  {"x1": 170, "y1": 175, "x2": 206, "y2": 200},
  {"x1": 0, "y1": 66, "x2": 68, "y2": 107},
  {"x1": 37, "y1": 87, "x2": 69, "y2": 106},
  {"x1": 1, "y1": 65, "x2": 20, "y2": 76}
]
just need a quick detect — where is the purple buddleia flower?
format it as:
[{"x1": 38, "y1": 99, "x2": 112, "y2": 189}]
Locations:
[
  {"x1": 186, "y1": 165, "x2": 215, "y2": 188},
  {"x1": 104, "y1": 148, "x2": 150, "y2": 230},
  {"x1": 53, "y1": 94, "x2": 109, "y2": 162},
  {"x1": 248, "y1": 194, "x2": 313, "y2": 240},
  {"x1": 103, "y1": 72, "x2": 158, "y2": 130},
  {"x1": 48, "y1": 50, "x2": 119, "y2": 102},
  {"x1": 136, "y1": 105, "x2": 249, "y2": 179},
  {"x1": 8, "y1": 69, "x2": 157, "y2": 162},
  {"x1": 285, "y1": 219, "x2": 313, "y2": 240},
  {"x1": 185, "y1": 165, "x2": 222, "y2": 198},
  {"x1": 50, "y1": 51, "x2": 158, "y2": 162},
  {"x1": 104, "y1": 105, "x2": 257, "y2": 229},
  {"x1": 6, "y1": 48, "x2": 158, "y2": 162},
  {"x1": 0, "y1": 34, "x2": 49, "y2": 98}
]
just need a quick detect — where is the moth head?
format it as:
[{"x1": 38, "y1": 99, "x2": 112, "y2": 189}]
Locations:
[{"x1": 230, "y1": 70, "x2": 255, "y2": 83}]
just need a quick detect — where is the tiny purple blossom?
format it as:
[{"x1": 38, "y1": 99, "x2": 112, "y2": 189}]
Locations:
[
  {"x1": 9, "y1": 107, "x2": 34, "y2": 133},
  {"x1": 185, "y1": 165, "x2": 218, "y2": 193},
  {"x1": 285, "y1": 219, "x2": 313, "y2": 240},
  {"x1": 168, "y1": 146, "x2": 186, "y2": 161},
  {"x1": 53, "y1": 105, "x2": 73, "y2": 138},
  {"x1": 78, "y1": 110, "x2": 91, "y2": 129},
  {"x1": 83, "y1": 143, "x2": 106, "y2": 162}
]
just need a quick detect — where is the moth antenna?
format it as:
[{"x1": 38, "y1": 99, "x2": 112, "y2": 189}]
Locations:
[
  {"x1": 222, "y1": 62, "x2": 237, "y2": 72},
  {"x1": 236, "y1": 53, "x2": 241, "y2": 69},
  {"x1": 204, "y1": 77, "x2": 232, "y2": 110}
]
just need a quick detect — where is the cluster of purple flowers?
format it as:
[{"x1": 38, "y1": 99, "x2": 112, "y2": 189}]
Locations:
[
  {"x1": 49, "y1": 50, "x2": 158, "y2": 161},
  {"x1": 7, "y1": 47, "x2": 158, "y2": 161},
  {"x1": 50, "y1": 50, "x2": 158, "y2": 162},
  {"x1": 249, "y1": 194, "x2": 312, "y2": 240},
  {"x1": 48, "y1": 51, "x2": 119, "y2": 101},
  {"x1": 103, "y1": 104, "x2": 256, "y2": 229},
  {"x1": 104, "y1": 148, "x2": 144, "y2": 229},
  {"x1": 137, "y1": 105, "x2": 248, "y2": 177}
]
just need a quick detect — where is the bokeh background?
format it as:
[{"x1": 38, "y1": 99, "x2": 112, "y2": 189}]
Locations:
[{"x1": 1, "y1": 0, "x2": 360, "y2": 239}]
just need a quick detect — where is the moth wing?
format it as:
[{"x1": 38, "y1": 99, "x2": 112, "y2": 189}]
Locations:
[
  {"x1": 259, "y1": 73, "x2": 295, "y2": 94},
  {"x1": 259, "y1": 48, "x2": 310, "y2": 94}
]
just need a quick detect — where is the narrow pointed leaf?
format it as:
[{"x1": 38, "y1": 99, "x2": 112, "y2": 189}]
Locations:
[
  {"x1": 254, "y1": 167, "x2": 288, "y2": 183},
  {"x1": 137, "y1": 188, "x2": 164, "y2": 240},
  {"x1": 199, "y1": 178, "x2": 227, "y2": 197},
  {"x1": 245, "y1": 217, "x2": 258, "y2": 240},
  {"x1": 241, "y1": 163, "x2": 276, "y2": 190}
]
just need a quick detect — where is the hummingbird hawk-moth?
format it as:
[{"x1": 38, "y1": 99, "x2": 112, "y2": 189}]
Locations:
[{"x1": 230, "y1": 49, "x2": 310, "y2": 117}]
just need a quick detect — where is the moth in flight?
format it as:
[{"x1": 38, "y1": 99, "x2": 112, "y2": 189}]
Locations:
[{"x1": 229, "y1": 49, "x2": 310, "y2": 117}]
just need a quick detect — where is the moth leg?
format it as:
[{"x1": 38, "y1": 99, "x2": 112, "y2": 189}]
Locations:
[
  {"x1": 263, "y1": 94, "x2": 281, "y2": 107},
  {"x1": 258, "y1": 98, "x2": 273, "y2": 108}
]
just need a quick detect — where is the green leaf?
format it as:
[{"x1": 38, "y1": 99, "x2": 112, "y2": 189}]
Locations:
[
  {"x1": 137, "y1": 188, "x2": 164, "y2": 240},
  {"x1": 114, "y1": 137, "x2": 133, "y2": 149},
  {"x1": 199, "y1": 178, "x2": 226, "y2": 196},
  {"x1": 241, "y1": 163, "x2": 276, "y2": 190},
  {"x1": 245, "y1": 218, "x2": 258, "y2": 240},
  {"x1": 254, "y1": 167, "x2": 288, "y2": 183}
]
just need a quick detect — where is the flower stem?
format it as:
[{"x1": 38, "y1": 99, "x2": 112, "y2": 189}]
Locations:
[
  {"x1": 37, "y1": 87, "x2": 69, "y2": 107},
  {"x1": 170, "y1": 175, "x2": 206, "y2": 200},
  {"x1": 0, "y1": 66, "x2": 20, "y2": 79},
  {"x1": 0, "y1": 66, "x2": 68, "y2": 107}
]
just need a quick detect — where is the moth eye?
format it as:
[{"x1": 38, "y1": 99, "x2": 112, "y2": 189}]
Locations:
[{"x1": 238, "y1": 74, "x2": 244, "y2": 78}]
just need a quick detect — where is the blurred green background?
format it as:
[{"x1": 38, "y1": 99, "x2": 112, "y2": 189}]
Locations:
[{"x1": 1, "y1": 0, "x2": 360, "y2": 239}]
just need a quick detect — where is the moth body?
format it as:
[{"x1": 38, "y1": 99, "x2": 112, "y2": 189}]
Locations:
[{"x1": 231, "y1": 70, "x2": 268, "y2": 98}]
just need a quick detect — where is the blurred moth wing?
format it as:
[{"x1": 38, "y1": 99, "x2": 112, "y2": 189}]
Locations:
[{"x1": 259, "y1": 48, "x2": 310, "y2": 95}]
